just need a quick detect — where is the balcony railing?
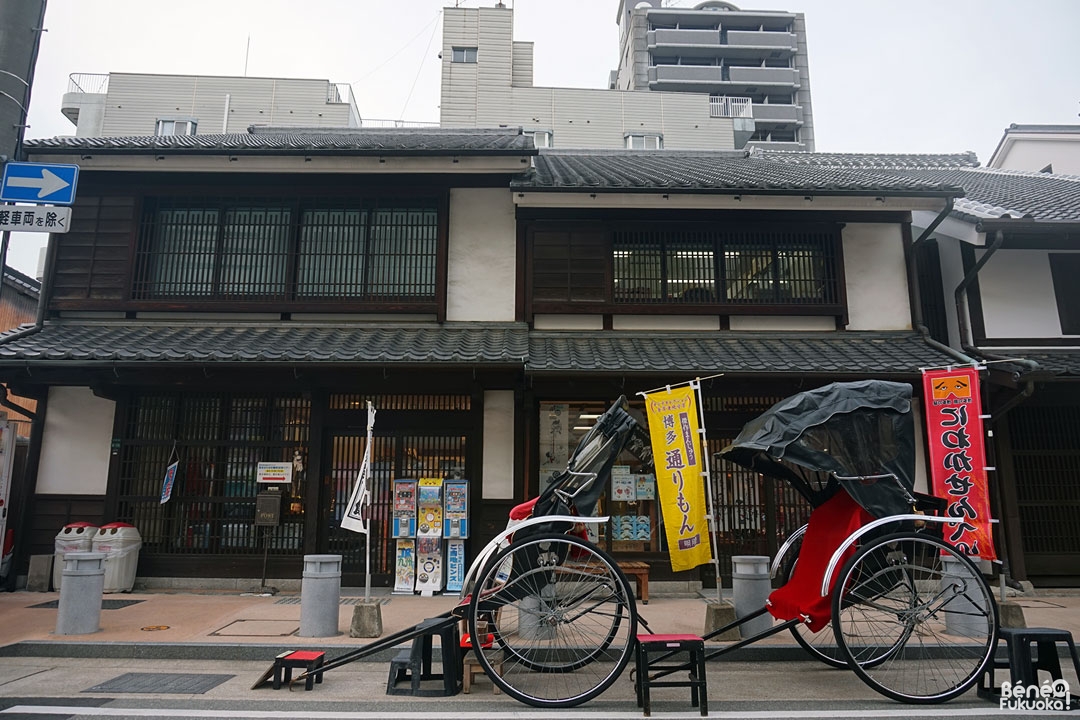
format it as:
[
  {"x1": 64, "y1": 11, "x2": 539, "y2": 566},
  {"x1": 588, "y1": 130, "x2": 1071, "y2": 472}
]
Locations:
[
  {"x1": 67, "y1": 73, "x2": 109, "y2": 95},
  {"x1": 358, "y1": 118, "x2": 441, "y2": 129},
  {"x1": 710, "y1": 96, "x2": 753, "y2": 119}
]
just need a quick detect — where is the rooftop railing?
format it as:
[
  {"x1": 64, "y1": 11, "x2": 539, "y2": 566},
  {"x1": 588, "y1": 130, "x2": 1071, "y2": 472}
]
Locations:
[{"x1": 67, "y1": 73, "x2": 109, "y2": 95}]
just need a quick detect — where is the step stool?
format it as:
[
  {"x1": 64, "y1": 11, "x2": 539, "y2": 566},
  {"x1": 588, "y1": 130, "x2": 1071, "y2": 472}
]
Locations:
[
  {"x1": 272, "y1": 650, "x2": 325, "y2": 691},
  {"x1": 979, "y1": 626, "x2": 1080, "y2": 701},
  {"x1": 460, "y1": 621, "x2": 502, "y2": 694},
  {"x1": 386, "y1": 616, "x2": 462, "y2": 697},
  {"x1": 635, "y1": 633, "x2": 707, "y2": 717}
]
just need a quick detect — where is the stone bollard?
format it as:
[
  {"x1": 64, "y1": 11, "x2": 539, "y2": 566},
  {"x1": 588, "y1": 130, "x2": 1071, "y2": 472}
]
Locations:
[
  {"x1": 299, "y1": 554, "x2": 342, "y2": 637},
  {"x1": 941, "y1": 555, "x2": 988, "y2": 637},
  {"x1": 350, "y1": 600, "x2": 384, "y2": 638},
  {"x1": 55, "y1": 552, "x2": 105, "y2": 635},
  {"x1": 731, "y1": 555, "x2": 772, "y2": 638}
]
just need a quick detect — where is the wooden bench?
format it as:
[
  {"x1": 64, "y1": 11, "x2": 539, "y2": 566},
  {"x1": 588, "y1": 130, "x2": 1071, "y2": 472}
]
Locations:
[{"x1": 618, "y1": 561, "x2": 650, "y2": 605}]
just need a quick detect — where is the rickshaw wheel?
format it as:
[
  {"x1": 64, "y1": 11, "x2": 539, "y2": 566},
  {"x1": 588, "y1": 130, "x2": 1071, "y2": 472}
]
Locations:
[
  {"x1": 467, "y1": 533, "x2": 637, "y2": 708},
  {"x1": 831, "y1": 532, "x2": 998, "y2": 704}
]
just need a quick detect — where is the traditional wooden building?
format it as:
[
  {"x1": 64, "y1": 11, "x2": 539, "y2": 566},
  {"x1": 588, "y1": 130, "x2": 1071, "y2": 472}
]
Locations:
[{"x1": 0, "y1": 129, "x2": 967, "y2": 588}]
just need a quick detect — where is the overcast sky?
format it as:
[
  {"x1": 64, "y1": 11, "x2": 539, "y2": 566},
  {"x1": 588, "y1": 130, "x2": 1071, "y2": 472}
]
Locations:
[{"x1": 8, "y1": 0, "x2": 1079, "y2": 276}]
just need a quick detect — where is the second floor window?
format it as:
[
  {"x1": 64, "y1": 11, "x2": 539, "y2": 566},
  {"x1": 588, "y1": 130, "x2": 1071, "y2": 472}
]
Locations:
[
  {"x1": 626, "y1": 134, "x2": 662, "y2": 150},
  {"x1": 155, "y1": 118, "x2": 198, "y2": 136},
  {"x1": 452, "y1": 47, "x2": 478, "y2": 63},
  {"x1": 134, "y1": 197, "x2": 439, "y2": 302},
  {"x1": 529, "y1": 221, "x2": 841, "y2": 312}
]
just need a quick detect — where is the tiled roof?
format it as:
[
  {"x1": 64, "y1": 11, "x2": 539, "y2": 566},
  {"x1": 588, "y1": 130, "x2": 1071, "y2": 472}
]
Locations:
[
  {"x1": 753, "y1": 149, "x2": 981, "y2": 169},
  {"x1": 513, "y1": 150, "x2": 964, "y2": 196},
  {"x1": 0, "y1": 322, "x2": 959, "y2": 376},
  {"x1": 1015, "y1": 351, "x2": 1080, "y2": 378},
  {"x1": 2, "y1": 266, "x2": 40, "y2": 297},
  {"x1": 0, "y1": 322, "x2": 530, "y2": 365},
  {"x1": 527, "y1": 331, "x2": 959, "y2": 375},
  {"x1": 23, "y1": 128, "x2": 535, "y2": 155},
  {"x1": 886, "y1": 167, "x2": 1080, "y2": 223}
]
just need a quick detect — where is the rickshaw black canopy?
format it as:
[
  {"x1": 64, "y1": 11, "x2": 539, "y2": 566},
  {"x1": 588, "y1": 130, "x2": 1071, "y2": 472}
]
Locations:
[{"x1": 718, "y1": 380, "x2": 917, "y2": 519}]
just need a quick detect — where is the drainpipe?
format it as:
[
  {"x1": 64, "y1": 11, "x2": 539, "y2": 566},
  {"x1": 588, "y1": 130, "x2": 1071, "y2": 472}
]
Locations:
[{"x1": 0, "y1": 385, "x2": 34, "y2": 421}]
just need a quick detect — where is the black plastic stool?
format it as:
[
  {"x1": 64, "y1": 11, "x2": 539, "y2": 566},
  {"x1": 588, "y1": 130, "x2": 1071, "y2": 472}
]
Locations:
[
  {"x1": 979, "y1": 626, "x2": 1080, "y2": 700},
  {"x1": 386, "y1": 616, "x2": 462, "y2": 697},
  {"x1": 635, "y1": 633, "x2": 707, "y2": 717}
]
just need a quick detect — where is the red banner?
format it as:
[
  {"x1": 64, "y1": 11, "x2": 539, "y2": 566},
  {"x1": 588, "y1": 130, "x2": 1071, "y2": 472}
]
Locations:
[{"x1": 921, "y1": 367, "x2": 997, "y2": 561}]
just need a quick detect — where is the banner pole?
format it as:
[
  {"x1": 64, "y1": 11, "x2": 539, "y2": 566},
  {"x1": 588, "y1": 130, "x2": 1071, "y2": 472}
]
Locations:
[
  {"x1": 692, "y1": 379, "x2": 723, "y2": 604},
  {"x1": 364, "y1": 401, "x2": 374, "y2": 602}
]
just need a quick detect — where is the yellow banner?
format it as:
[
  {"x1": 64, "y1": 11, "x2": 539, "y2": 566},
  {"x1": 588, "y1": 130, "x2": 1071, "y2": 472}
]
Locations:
[{"x1": 644, "y1": 386, "x2": 712, "y2": 572}]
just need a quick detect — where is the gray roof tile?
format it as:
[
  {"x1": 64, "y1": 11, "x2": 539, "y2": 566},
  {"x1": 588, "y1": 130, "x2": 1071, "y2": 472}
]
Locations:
[
  {"x1": 0, "y1": 323, "x2": 530, "y2": 365},
  {"x1": 23, "y1": 127, "x2": 535, "y2": 156},
  {"x1": 753, "y1": 150, "x2": 981, "y2": 169},
  {"x1": 514, "y1": 150, "x2": 964, "y2": 196},
  {"x1": 0, "y1": 322, "x2": 958, "y2": 376},
  {"x1": 528, "y1": 331, "x2": 957, "y2": 375}
]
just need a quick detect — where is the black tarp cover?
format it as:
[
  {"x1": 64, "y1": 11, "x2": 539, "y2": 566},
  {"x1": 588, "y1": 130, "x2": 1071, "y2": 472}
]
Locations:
[{"x1": 718, "y1": 380, "x2": 916, "y2": 519}]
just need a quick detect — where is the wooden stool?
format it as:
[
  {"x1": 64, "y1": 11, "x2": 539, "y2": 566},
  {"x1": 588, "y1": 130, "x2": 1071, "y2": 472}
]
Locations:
[
  {"x1": 386, "y1": 616, "x2": 462, "y2": 697},
  {"x1": 460, "y1": 620, "x2": 501, "y2": 694},
  {"x1": 462, "y1": 649, "x2": 503, "y2": 694},
  {"x1": 272, "y1": 650, "x2": 325, "y2": 691},
  {"x1": 635, "y1": 634, "x2": 707, "y2": 717},
  {"x1": 618, "y1": 561, "x2": 651, "y2": 605}
]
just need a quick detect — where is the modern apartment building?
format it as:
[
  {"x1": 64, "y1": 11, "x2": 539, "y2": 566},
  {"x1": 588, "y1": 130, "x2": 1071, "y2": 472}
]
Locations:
[
  {"x1": 613, "y1": 0, "x2": 814, "y2": 151},
  {"x1": 60, "y1": 72, "x2": 361, "y2": 137},
  {"x1": 440, "y1": 4, "x2": 754, "y2": 150}
]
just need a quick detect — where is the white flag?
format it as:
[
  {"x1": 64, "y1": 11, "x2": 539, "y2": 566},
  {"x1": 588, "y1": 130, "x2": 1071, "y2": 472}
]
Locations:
[{"x1": 340, "y1": 402, "x2": 375, "y2": 534}]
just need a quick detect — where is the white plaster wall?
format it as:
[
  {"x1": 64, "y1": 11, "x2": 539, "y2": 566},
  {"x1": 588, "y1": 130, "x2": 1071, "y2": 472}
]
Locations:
[
  {"x1": 993, "y1": 137, "x2": 1080, "y2": 175},
  {"x1": 935, "y1": 238, "x2": 967, "y2": 347},
  {"x1": 728, "y1": 316, "x2": 835, "y2": 331},
  {"x1": 483, "y1": 390, "x2": 516, "y2": 499},
  {"x1": 842, "y1": 224, "x2": 911, "y2": 330},
  {"x1": 979, "y1": 249, "x2": 1065, "y2": 338},
  {"x1": 37, "y1": 387, "x2": 116, "y2": 495},
  {"x1": 533, "y1": 315, "x2": 603, "y2": 330},
  {"x1": 446, "y1": 188, "x2": 516, "y2": 322},
  {"x1": 611, "y1": 316, "x2": 720, "y2": 331}
]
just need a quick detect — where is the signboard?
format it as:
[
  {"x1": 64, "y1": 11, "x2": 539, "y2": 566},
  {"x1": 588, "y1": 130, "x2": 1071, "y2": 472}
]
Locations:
[
  {"x1": 644, "y1": 386, "x2": 712, "y2": 572},
  {"x1": 1, "y1": 162, "x2": 79, "y2": 205},
  {"x1": 921, "y1": 367, "x2": 998, "y2": 560},
  {"x1": 0, "y1": 204, "x2": 71, "y2": 233},
  {"x1": 159, "y1": 461, "x2": 178, "y2": 504},
  {"x1": 256, "y1": 461, "x2": 293, "y2": 485}
]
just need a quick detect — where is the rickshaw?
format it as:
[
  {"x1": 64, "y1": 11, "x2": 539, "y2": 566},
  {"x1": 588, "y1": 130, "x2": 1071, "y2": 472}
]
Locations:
[{"x1": 454, "y1": 380, "x2": 998, "y2": 707}]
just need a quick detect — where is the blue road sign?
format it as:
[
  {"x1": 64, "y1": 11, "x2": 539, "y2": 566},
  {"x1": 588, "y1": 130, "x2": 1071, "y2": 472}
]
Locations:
[{"x1": 0, "y1": 162, "x2": 79, "y2": 205}]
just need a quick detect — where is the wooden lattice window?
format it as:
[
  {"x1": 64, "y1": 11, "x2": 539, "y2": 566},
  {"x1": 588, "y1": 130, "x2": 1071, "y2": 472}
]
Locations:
[{"x1": 134, "y1": 197, "x2": 439, "y2": 303}]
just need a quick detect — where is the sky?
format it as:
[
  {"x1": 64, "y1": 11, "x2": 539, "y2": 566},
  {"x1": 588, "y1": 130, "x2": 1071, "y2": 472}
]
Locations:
[{"x1": 7, "y1": 0, "x2": 1080, "y2": 276}]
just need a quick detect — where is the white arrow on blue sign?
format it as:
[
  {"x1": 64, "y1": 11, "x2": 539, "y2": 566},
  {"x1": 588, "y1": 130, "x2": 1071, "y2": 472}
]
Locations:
[{"x1": 0, "y1": 162, "x2": 79, "y2": 205}]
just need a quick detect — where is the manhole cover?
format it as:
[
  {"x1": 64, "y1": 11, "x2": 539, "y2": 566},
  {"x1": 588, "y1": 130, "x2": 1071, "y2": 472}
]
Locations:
[
  {"x1": 211, "y1": 619, "x2": 299, "y2": 636},
  {"x1": 84, "y1": 672, "x2": 233, "y2": 694},
  {"x1": 28, "y1": 599, "x2": 144, "y2": 610}
]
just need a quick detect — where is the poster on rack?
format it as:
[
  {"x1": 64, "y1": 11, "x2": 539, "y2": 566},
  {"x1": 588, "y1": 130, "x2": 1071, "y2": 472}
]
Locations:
[
  {"x1": 392, "y1": 480, "x2": 417, "y2": 538},
  {"x1": 417, "y1": 478, "x2": 444, "y2": 537},
  {"x1": 160, "y1": 461, "x2": 178, "y2": 504},
  {"x1": 611, "y1": 465, "x2": 635, "y2": 502},
  {"x1": 921, "y1": 367, "x2": 998, "y2": 561},
  {"x1": 415, "y1": 536, "x2": 443, "y2": 594},
  {"x1": 393, "y1": 538, "x2": 416, "y2": 593},
  {"x1": 539, "y1": 403, "x2": 569, "y2": 490},
  {"x1": 445, "y1": 538, "x2": 465, "y2": 593},
  {"x1": 644, "y1": 386, "x2": 712, "y2": 572},
  {"x1": 443, "y1": 480, "x2": 469, "y2": 538}
]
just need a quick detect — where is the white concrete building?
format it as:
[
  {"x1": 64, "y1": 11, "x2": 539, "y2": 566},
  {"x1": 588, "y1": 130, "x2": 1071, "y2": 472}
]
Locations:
[{"x1": 613, "y1": 0, "x2": 814, "y2": 151}]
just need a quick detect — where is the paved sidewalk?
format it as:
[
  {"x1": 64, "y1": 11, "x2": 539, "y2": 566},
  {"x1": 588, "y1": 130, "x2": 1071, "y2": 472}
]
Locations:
[{"x1": 0, "y1": 585, "x2": 1077, "y2": 662}]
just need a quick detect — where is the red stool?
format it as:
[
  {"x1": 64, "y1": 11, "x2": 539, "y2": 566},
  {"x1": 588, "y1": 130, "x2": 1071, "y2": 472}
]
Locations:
[
  {"x1": 273, "y1": 650, "x2": 326, "y2": 690},
  {"x1": 635, "y1": 634, "x2": 707, "y2": 717}
]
